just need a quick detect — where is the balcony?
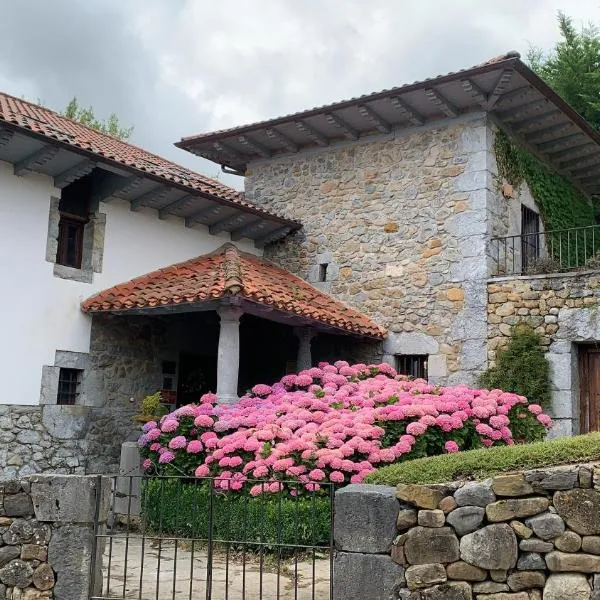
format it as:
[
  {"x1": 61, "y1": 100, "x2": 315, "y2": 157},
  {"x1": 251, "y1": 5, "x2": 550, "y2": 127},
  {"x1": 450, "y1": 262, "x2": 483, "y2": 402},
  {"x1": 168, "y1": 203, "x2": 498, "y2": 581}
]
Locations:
[{"x1": 490, "y1": 225, "x2": 600, "y2": 277}]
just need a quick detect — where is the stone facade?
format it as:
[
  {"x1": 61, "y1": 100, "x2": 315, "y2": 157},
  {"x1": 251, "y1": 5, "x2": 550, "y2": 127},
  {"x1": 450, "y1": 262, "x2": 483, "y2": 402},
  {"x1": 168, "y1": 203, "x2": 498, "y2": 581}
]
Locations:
[
  {"x1": 246, "y1": 113, "x2": 496, "y2": 386},
  {"x1": 334, "y1": 464, "x2": 600, "y2": 599},
  {"x1": 487, "y1": 271, "x2": 600, "y2": 437},
  {"x1": 0, "y1": 474, "x2": 109, "y2": 600}
]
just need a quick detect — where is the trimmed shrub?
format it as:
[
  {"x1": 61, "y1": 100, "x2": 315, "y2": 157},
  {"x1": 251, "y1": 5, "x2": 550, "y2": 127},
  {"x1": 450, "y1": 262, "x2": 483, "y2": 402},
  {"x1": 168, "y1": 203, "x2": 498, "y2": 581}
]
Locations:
[
  {"x1": 138, "y1": 362, "x2": 551, "y2": 493},
  {"x1": 367, "y1": 432, "x2": 600, "y2": 486}
]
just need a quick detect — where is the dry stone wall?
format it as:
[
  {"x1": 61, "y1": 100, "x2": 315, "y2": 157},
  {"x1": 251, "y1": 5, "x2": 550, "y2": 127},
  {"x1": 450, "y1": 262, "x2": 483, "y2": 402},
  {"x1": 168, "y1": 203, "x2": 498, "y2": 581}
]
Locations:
[
  {"x1": 0, "y1": 474, "x2": 109, "y2": 600},
  {"x1": 245, "y1": 113, "x2": 496, "y2": 386},
  {"x1": 334, "y1": 463, "x2": 600, "y2": 599}
]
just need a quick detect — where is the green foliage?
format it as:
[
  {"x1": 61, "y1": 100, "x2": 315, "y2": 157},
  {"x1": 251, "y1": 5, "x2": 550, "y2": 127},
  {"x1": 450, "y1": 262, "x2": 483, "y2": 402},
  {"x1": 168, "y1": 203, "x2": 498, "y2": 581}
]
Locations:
[
  {"x1": 478, "y1": 323, "x2": 551, "y2": 410},
  {"x1": 63, "y1": 97, "x2": 134, "y2": 140},
  {"x1": 366, "y1": 432, "x2": 600, "y2": 485},
  {"x1": 141, "y1": 478, "x2": 331, "y2": 550},
  {"x1": 494, "y1": 129, "x2": 595, "y2": 233},
  {"x1": 528, "y1": 12, "x2": 600, "y2": 132},
  {"x1": 137, "y1": 391, "x2": 167, "y2": 422}
]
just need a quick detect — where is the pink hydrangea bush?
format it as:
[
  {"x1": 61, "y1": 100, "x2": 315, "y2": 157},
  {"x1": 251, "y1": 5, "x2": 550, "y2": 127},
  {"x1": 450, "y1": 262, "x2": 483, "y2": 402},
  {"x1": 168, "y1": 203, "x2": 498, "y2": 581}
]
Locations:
[{"x1": 139, "y1": 361, "x2": 551, "y2": 494}]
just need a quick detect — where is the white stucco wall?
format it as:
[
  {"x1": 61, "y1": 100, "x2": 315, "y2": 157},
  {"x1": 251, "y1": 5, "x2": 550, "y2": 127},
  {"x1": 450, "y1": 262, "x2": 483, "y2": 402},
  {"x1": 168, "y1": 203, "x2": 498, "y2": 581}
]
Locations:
[{"x1": 0, "y1": 160, "x2": 260, "y2": 405}]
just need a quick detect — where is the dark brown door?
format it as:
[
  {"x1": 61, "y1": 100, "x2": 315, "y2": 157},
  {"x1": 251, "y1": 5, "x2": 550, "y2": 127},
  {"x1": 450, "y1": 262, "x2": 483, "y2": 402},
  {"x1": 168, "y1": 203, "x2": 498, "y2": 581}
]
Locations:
[{"x1": 579, "y1": 346, "x2": 600, "y2": 432}]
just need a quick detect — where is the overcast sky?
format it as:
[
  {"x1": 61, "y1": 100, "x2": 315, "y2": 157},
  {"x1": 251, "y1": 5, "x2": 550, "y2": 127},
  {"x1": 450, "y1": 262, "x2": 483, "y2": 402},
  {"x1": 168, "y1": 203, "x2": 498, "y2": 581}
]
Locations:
[{"x1": 0, "y1": 1, "x2": 598, "y2": 189}]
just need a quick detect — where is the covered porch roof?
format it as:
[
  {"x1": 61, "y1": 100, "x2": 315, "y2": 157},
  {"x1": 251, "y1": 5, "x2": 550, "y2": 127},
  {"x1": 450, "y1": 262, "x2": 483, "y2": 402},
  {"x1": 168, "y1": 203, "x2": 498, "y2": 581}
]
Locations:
[{"x1": 81, "y1": 243, "x2": 386, "y2": 339}]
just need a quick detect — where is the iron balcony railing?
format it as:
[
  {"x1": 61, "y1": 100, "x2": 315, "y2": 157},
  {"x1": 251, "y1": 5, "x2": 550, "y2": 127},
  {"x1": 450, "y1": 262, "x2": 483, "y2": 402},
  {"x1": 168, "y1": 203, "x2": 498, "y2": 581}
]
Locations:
[{"x1": 490, "y1": 224, "x2": 600, "y2": 277}]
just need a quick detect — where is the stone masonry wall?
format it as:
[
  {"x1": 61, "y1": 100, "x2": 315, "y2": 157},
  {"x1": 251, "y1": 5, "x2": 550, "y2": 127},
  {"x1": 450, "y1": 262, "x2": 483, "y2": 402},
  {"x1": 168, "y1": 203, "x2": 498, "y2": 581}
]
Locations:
[
  {"x1": 0, "y1": 474, "x2": 109, "y2": 600},
  {"x1": 487, "y1": 271, "x2": 600, "y2": 437},
  {"x1": 334, "y1": 463, "x2": 600, "y2": 600},
  {"x1": 245, "y1": 113, "x2": 495, "y2": 386}
]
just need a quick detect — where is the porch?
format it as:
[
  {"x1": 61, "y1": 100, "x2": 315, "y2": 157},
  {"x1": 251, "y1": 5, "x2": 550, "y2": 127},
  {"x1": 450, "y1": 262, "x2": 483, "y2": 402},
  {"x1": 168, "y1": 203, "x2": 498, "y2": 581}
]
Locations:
[{"x1": 82, "y1": 244, "x2": 385, "y2": 408}]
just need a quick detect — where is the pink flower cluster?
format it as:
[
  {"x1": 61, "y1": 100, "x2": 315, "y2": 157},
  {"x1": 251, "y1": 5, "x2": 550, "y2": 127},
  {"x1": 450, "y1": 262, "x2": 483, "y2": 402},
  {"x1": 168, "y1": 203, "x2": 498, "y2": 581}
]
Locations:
[{"x1": 139, "y1": 361, "x2": 552, "y2": 494}]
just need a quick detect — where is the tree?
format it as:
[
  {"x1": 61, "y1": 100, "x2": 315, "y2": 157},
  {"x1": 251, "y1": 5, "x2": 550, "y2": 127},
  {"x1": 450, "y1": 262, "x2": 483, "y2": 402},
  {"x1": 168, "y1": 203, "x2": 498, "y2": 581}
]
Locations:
[
  {"x1": 478, "y1": 323, "x2": 551, "y2": 409},
  {"x1": 63, "y1": 97, "x2": 134, "y2": 140},
  {"x1": 527, "y1": 12, "x2": 600, "y2": 131}
]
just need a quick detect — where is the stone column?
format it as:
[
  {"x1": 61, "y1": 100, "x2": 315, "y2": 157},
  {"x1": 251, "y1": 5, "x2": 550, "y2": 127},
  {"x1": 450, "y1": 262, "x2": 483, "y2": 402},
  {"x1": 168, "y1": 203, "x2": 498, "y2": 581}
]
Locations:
[
  {"x1": 294, "y1": 326, "x2": 316, "y2": 371},
  {"x1": 216, "y1": 306, "x2": 244, "y2": 404}
]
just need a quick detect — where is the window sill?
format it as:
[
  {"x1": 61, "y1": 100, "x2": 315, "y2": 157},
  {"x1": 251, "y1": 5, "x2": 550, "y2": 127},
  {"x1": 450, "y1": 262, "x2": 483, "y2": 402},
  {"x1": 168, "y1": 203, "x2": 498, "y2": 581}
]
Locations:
[{"x1": 53, "y1": 263, "x2": 93, "y2": 284}]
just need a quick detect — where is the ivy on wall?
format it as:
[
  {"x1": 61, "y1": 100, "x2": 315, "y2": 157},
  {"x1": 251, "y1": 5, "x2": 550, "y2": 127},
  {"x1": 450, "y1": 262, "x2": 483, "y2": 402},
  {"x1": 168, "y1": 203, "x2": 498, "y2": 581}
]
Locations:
[{"x1": 494, "y1": 129, "x2": 596, "y2": 232}]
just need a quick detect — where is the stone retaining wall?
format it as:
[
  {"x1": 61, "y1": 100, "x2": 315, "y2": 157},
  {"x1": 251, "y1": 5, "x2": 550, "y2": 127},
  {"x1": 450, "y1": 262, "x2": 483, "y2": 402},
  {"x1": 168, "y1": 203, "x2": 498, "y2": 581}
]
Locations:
[
  {"x1": 487, "y1": 271, "x2": 600, "y2": 436},
  {"x1": 0, "y1": 474, "x2": 109, "y2": 600},
  {"x1": 334, "y1": 463, "x2": 600, "y2": 599}
]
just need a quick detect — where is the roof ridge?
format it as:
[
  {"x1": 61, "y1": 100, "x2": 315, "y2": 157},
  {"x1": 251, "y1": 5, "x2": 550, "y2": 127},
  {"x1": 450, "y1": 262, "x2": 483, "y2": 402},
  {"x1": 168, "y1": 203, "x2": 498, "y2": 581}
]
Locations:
[{"x1": 222, "y1": 244, "x2": 244, "y2": 294}]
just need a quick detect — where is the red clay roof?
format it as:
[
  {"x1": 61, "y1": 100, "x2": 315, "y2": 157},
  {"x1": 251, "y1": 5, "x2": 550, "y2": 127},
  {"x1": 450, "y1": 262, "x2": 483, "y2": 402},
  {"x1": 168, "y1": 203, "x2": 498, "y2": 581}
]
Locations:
[
  {"x1": 0, "y1": 92, "x2": 276, "y2": 215},
  {"x1": 82, "y1": 244, "x2": 386, "y2": 338}
]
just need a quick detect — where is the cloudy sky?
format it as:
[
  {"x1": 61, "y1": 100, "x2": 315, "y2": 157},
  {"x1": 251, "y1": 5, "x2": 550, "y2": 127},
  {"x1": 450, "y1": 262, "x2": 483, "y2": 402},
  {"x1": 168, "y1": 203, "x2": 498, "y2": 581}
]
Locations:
[{"x1": 0, "y1": 1, "x2": 598, "y2": 188}]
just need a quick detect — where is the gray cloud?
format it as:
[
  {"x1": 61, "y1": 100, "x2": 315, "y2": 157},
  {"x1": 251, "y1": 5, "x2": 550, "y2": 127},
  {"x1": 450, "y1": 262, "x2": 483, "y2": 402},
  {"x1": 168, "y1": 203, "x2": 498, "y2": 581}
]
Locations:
[{"x1": 1, "y1": 0, "x2": 598, "y2": 189}]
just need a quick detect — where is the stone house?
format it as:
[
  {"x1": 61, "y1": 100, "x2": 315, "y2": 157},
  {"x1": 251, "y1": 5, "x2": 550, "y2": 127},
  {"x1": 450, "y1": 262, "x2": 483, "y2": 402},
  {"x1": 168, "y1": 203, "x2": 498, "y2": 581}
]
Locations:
[{"x1": 2, "y1": 50, "x2": 600, "y2": 476}]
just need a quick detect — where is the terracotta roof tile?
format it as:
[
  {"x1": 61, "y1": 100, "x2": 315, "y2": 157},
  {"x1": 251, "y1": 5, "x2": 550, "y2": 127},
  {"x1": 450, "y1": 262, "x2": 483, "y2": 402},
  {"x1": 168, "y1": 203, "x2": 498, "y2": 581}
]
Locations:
[
  {"x1": 0, "y1": 92, "x2": 288, "y2": 220},
  {"x1": 82, "y1": 244, "x2": 385, "y2": 338}
]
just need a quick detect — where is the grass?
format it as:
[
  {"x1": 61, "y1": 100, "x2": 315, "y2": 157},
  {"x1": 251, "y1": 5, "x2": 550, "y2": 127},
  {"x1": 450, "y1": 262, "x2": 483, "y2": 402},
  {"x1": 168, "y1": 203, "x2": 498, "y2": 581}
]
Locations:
[
  {"x1": 365, "y1": 433, "x2": 600, "y2": 486},
  {"x1": 140, "y1": 478, "x2": 332, "y2": 551}
]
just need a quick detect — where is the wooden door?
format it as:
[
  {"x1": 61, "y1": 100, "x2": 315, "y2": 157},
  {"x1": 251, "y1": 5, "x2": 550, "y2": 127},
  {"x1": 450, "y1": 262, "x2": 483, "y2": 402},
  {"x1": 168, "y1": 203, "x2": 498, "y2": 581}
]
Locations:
[{"x1": 579, "y1": 346, "x2": 600, "y2": 433}]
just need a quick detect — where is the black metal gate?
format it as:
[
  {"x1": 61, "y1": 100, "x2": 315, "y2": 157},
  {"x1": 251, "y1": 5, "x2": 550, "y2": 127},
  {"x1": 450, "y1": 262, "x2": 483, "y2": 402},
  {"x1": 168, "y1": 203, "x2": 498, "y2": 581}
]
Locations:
[{"x1": 90, "y1": 475, "x2": 335, "y2": 599}]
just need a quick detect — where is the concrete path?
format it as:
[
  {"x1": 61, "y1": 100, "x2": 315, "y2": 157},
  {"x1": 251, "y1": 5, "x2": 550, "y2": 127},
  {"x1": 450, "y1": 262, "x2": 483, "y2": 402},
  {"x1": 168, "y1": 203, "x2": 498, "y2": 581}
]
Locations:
[{"x1": 99, "y1": 535, "x2": 331, "y2": 599}]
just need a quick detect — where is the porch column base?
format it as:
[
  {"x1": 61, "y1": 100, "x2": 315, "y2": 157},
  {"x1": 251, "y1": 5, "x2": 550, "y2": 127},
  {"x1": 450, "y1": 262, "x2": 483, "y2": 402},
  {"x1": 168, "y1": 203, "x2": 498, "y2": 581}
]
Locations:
[
  {"x1": 216, "y1": 306, "x2": 243, "y2": 404},
  {"x1": 294, "y1": 326, "x2": 316, "y2": 372}
]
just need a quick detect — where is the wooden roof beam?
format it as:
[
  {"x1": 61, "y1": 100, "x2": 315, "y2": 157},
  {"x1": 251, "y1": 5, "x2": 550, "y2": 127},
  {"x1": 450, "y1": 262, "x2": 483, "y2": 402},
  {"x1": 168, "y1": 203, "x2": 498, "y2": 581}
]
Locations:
[
  {"x1": 158, "y1": 194, "x2": 195, "y2": 220},
  {"x1": 130, "y1": 185, "x2": 169, "y2": 211},
  {"x1": 0, "y1": 128, "x2": 14, "y2": 148},
  {"x1": 424, "y1": 88, "x2": 458, "y2": 118},
  {"x1": 357, "y1": 104, "x2": 391, "y2": 134},
  {"x1": 230, "y1": 218, "x2": 267, "y2": 241},
  {"x1": 388, "y1": 96, "x2": 424, "y2": 125},
  {"x1": 498, "y1": 98, "x2": 551, "y2": 121},
  {"x1": 561, "y1": 153, "x2": 600, "y2": 171},
  {"x1": 578, "y1": 173, "x2": 600, "y2": 184},
  {"x1": 91, "y1": 175, "x2": 141, "y2": 203},
  {"x1": 213, "y1": 141, "x2": 246, "y2": 163},
  {"x1": 295, "y1": 120, "x2": 329, "y2": 146},
  {"x1": 209, "y1": 213, "x2": 247, "y2": 235},
  {"x1": 265, "y1": 128, "x2": 298, "y2": 153},
  {"x1": 254, "y1": 226, "x2": 292, "y2": 248},
  {"x1": 536, "y1": 132, "x2": 585, "y2": 153},
  {"x1": 461, "y1": 79, "x2": 488, "y2": 107},
  {"x1": 511, "y1": 110, "x2": 561, "y2": 133},
  {"x1": 185, "y1": 204, "x2": 224, "y2": 228},
  {"x1": 524, "y1": 122, "x2": 574, "y2": 142},
  {"x1": 53, "y1": 159, "x2": 96, "y2": 188},
  {"x1": 238, "y1": 135, "x2": 272, "y2": 158},
  {"x1": 485, "y1": 69, "x2": 515, "y2": 109},
  {"x1": 13, "y1": 144, "x2": 60, "y2": 176},
  {"x1": 547, "y1": 142, "x2": 595, "y2": 161},
  {"x1": 492, "y1": 85, "x2": 536, "y2": 110},
  {"x1": 325, "y1": 112, "x2": 358, "y2": 140}
]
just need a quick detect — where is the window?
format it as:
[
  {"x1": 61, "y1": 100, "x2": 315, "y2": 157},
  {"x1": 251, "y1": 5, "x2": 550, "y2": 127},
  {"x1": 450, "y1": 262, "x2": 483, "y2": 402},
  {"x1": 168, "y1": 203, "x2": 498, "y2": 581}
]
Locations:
[
  {"x1": 521, "y1": 205, "x2": 540, "y2": 272},
  {"x1": 395, "y1": 355, "x2": 428, "y2": 379},
  {"x1": 57, "y1": 368, "x2": 83, "y2": 405},
  {"x1": 318, "y1": 263, "x2": 328, "y2": 282},
  {"x1": 56, "y1": 174, "x2": 92, "y2": 269}
]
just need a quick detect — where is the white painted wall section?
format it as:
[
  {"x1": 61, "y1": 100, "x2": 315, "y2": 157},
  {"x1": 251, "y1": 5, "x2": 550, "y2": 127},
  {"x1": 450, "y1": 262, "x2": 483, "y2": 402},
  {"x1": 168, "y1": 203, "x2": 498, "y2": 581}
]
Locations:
[{"x1": 0, "y1": 160, "x2": 261, "y2": 405}]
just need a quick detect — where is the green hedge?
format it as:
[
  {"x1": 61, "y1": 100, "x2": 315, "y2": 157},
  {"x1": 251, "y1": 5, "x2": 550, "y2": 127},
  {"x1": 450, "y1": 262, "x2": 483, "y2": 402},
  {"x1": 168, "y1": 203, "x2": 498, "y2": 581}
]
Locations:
[
  {"x1": 140, "y1": 478, "x2": 332, "y2": 551},
  {"x1": 366, "y1": 433, "x2": 600, "y2": 486}
]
